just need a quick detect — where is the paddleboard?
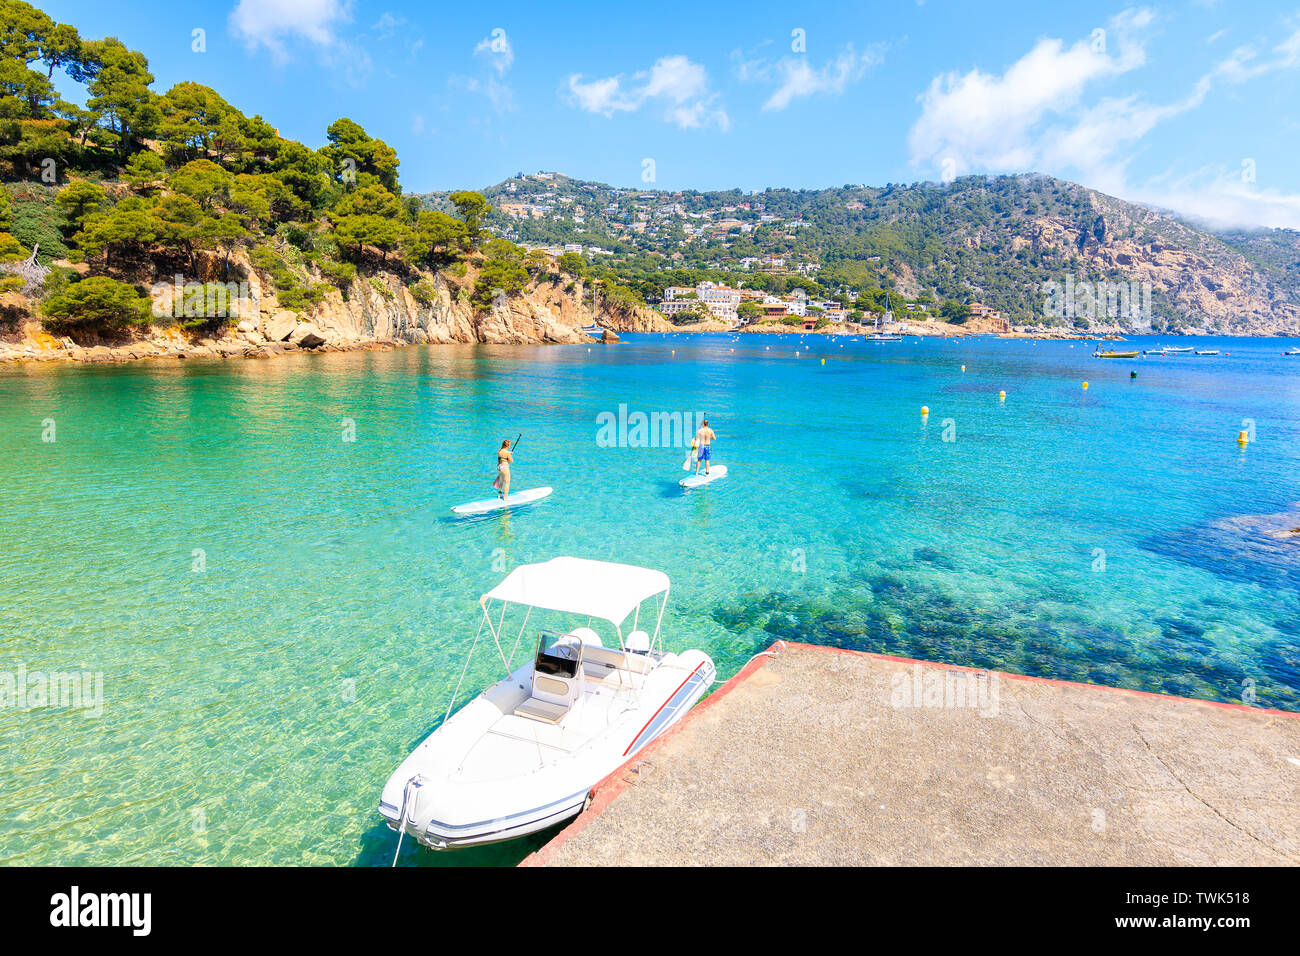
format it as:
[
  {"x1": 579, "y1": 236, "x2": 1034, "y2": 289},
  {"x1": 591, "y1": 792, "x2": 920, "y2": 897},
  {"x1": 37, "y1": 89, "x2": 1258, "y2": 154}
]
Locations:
[
  {"x1": 679, "y1": 465, "x2": 727, "y2": 489},
  {"x1": 451, "y1": 486, "x2": 553, "y2": 516}
]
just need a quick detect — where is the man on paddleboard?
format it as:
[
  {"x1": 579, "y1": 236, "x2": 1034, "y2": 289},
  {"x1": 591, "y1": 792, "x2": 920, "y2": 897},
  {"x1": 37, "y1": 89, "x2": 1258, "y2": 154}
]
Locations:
[{"x1": 693, "y1": 419, "x2": 716, "y2": 476}]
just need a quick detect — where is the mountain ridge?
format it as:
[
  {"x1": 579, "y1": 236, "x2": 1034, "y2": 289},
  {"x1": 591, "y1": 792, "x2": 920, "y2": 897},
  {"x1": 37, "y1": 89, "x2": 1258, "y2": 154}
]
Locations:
[{"x1": 415, "y1": 172, "x2": 1300, "y2": 334}]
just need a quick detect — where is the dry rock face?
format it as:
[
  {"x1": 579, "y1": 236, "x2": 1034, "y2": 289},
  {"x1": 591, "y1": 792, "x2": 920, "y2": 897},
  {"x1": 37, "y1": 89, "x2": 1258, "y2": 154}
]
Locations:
[
  {"x1": 1023, "y1": 191, "x2": 1300, "y2": 334},
  {"x1": 0, "y1": 253, "x2": 670, "y2": 364}
]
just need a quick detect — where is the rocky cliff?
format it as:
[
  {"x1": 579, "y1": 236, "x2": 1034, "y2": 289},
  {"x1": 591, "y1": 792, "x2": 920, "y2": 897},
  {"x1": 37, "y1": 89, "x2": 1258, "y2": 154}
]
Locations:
[
  {"x1": 0, "y1": 250, "x2": 673, "y2": 364},
  {"x1": 1018, "y1": 189, "x2": 1300, "y2": 334}
]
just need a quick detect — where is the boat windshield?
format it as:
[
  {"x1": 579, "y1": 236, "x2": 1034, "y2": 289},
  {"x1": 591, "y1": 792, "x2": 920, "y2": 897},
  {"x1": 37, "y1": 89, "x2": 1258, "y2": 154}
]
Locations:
[{"x1": 534, "y1": 631, "x2": 580, "y2": 678}]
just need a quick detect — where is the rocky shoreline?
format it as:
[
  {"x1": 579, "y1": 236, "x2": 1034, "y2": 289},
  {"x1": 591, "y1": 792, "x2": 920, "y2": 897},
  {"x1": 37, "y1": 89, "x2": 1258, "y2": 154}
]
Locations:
[{"x1": 0, "y1": 248, "x2": 675, "y2": 366}]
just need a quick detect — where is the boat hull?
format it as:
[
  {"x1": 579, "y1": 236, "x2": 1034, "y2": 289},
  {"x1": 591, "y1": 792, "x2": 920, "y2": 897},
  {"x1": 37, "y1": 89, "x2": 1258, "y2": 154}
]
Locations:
[{"x1": 380, "y1": 649, "x2": 716, "y2": 850}]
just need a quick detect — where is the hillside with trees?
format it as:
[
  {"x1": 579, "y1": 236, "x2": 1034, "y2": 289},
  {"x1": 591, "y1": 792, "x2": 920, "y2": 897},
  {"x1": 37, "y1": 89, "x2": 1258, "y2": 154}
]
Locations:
[
  {"x1": 413, "y1": 172, "x2": 1300, "y2": 334},
  {"x1": 0, "y1": 1, "x2": 653, "y2": 355}
]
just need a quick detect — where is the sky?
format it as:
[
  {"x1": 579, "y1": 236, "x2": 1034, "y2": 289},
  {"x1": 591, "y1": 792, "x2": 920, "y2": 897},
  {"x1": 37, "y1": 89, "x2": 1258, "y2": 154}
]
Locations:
[{"x1": 37, "y1": 0, "x2": 1300, "y2": 230}]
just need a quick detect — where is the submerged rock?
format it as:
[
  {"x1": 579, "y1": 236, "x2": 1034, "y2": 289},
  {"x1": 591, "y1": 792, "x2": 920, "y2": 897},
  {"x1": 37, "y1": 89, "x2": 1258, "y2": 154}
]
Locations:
[{"x1": 1145, "y1": 503, "x2": 1300, "y2": 592}]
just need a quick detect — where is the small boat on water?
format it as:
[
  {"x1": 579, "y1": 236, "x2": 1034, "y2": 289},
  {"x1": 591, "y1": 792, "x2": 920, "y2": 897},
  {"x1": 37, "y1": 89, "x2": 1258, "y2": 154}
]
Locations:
[
  {"x1": 1142, "y1": 345, "x2": 1194, "y2": 354},
  {"x1": 865, "y1": 296, "x2": 903, "y2": 341},
  {"x1": 1195, "y1": 349, "x2": 1220, "y2": 356},
  {"x1": 1093, "y1": 350, "x2": 1139, "y2": 358},
  {"x1": 379, "y1": 557, "x2": 716, "y2": 852},
  {"x1": 580, "y1": 324, "x2": 607, "y2": 338},
  {"x1": 1284, "y1": 348, "x2": 1300, "y2": 356}
]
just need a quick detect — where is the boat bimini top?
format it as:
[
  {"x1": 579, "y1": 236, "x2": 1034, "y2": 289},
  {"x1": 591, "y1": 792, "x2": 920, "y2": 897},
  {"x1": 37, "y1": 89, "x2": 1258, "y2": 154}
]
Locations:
[
  {"x1": 482, "y1": 557, "x2": 670, "y2": 638},
  {"x1": 443, "y1": 557, "x2": 673, "y2": 718}
]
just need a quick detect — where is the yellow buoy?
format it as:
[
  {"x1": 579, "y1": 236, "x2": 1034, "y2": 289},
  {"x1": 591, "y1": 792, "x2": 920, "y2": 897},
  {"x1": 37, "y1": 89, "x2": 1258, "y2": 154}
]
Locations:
[
  {"x1": 820, "y1": 358, "x2": 825, "y2": 365},
  {"x1": 1082, "y1": 381, "x2": 1089, "y2": 389},
  {"x1": 1237, "y1": 430, "x2": 1250, "y2": 445},
  {"x1": 961, "y1": 365, "x2": 966, "y2": 372},
  {"x1": 999, "y1": 390, "x2": 1006, "y2": 400},
  {"x1": 921, "y1": 405, "x2": 930, "y2": 416}
]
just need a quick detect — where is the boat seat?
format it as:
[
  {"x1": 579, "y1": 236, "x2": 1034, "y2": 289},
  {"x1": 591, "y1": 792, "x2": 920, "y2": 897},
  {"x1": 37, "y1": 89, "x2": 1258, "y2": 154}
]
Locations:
[
  {"x1": 583, "y1": 645, "x2": 626, "y2": 670},
  {"x1": 514, "y1": 697, "x2": 569, "y2": 724}
]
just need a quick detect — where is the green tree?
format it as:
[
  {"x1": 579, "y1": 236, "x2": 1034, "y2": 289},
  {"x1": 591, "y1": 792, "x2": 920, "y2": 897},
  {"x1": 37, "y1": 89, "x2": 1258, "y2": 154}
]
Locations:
[
  {"x1": 473, "y1": 238, "x2": 528, "y2": 306},
  {"x1": 74, "y1": 195, "x2": 157, "y2": 266},
  {"x1": 40, "y1": 275, "x2": 151, "y2": 330},
  {"x1": 402, "y1": 209, "x2": 465, "y2": 266},
  {"x1": 156, "y1": 81, "x2": 234, "y2": 164},
  {"x1": 557, "y1": 251, "x2": 585, "y2": 277},
  {"x1": 449, "y1": 190, "x2": 490, "y2": 249},
  {"x1": 54, "y1": 179, "x2": 104, "y2": 226},
  {"x1": 329, "y1": 183, "x2": 405, "y2": 261},
  {"x1": 124, "y1": 148, "x2": 164, "y2": 190},
  {"x1": 319, "y1": 118, "x2": 399, "y2": 192},
  {"x1": 83, "y1": 37, "x2": 160, "y2": 157},
  {"x1": 940, "y1": 300, "x2": 971, "y2": 324}
]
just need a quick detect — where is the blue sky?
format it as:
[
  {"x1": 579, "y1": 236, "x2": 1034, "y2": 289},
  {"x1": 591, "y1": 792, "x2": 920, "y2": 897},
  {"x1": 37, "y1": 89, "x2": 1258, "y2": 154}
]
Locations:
[{"x1": 38, "y1": 0, "x2": 1300, "y2": 228}]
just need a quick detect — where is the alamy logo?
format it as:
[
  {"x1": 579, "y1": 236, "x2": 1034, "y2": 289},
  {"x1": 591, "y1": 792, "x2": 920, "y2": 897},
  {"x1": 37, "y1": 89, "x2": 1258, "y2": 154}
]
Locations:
[
  {"x1": 889, "y1": 663, "x2": 999, "y2": 716},
  {"x1": 1042, "y1": 276, "x2": 1152, "y2": 327},
  {"x1": 1, "y1": 664, "x2": 102, "y2": 717},
  {"x1": 50, "y1": 886, "x2": 151, "y2": 936},
  {"x1": 595, "y1": 404, "x2": 706, "y2": 448},
  {"x1": 151, "y1": 274, "x2": 254, "y2": 320}
]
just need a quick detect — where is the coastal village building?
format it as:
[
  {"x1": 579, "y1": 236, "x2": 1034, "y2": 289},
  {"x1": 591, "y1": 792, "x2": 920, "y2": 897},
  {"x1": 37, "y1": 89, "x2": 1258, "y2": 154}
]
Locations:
[
  {"x1": 660, "y1": 282, "x2": 741, "y2": 321},
  {"x1": 968, "y1": 302, "x2": 1010, "y2": 331}
]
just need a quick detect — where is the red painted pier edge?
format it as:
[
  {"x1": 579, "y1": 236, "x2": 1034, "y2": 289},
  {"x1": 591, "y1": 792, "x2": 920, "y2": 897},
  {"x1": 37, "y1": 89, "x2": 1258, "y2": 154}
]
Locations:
[
  {"x1": 518, "y1": 640, "x2": 1298, "y2": 867},
  {"x1": 518, "y1": 643, "x2": 779, "y2": 866}
]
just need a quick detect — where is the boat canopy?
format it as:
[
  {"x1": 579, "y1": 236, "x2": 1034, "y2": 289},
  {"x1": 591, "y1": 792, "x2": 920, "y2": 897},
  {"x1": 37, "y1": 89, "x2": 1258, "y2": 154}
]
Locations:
[{"x1": 481, "y1": 557, "x2": 670, "y2": 629}]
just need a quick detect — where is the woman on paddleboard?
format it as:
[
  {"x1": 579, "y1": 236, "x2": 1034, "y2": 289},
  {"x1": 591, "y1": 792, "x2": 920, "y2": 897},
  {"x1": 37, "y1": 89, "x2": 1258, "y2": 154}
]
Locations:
[{"x1": 493, "y1": 439, "x2": 514, "y2": 499}]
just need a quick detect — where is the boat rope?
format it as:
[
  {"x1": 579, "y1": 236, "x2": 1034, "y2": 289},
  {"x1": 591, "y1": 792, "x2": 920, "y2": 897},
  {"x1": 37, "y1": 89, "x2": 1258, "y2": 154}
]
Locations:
[
  {"x1": 391, "y1": 774, "x2": 424, "y2": 867},
  {"x1": 445, "y1": 617, "x2": 487, "y2": 722},
  {"x1": 708, "y1": 640, "x2": 786, "y2": 685},
  {"x1": 506, "y1": 606, "x2": 532, "y2": 668}
]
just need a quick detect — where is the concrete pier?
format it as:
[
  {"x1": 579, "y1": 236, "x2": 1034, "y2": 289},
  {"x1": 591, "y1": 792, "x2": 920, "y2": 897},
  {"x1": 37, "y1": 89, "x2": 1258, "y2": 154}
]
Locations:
[{"x1": 524, "y1": 642, "x2": 1300, "y2": 866}]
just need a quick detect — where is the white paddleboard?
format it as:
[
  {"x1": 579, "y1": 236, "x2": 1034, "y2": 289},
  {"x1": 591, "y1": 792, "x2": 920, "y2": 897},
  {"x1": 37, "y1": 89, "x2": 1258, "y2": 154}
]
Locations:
[
  {"x1": 679, "y1": 465, "x2": 727, "y2": 489},
  {"x1": 451, "y1": 486, "x2": 553, "y2": 516}
]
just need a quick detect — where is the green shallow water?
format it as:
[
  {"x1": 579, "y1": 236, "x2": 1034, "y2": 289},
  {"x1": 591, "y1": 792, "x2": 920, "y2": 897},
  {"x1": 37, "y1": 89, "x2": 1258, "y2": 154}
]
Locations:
[{"x1": 1, "y1": 332, "x2": 1298, "y2": 865}]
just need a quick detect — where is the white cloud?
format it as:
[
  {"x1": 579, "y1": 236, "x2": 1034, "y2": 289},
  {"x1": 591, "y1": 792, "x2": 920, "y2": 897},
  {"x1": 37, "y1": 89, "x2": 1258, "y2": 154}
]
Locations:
[
  {"x1": 474, "y1": 28, "x2": 514, "y2": 75},
  {"x1": 567, "y1": 55, "x2": 730, "y2": 131},
  {"x1": 735, "y1": 43, "x2": 886, "y2": 111},
  {"x1": 230, "y1": 0, "x2": 353, "y2": 62},
  {"x1": 907, "y1": 8, "x2": 1300, "y2": 228},
  {"x1": 908, "y1": 9, "x2": 1153, "y2": 178},
  {"x1": 1135, "y1": 170, "x2": 1300, "y2": 230}
]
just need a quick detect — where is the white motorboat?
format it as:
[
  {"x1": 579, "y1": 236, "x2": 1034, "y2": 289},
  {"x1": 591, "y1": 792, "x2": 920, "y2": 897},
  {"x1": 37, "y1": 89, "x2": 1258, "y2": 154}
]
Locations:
[{"x1": 379, "y1": 557, "x2": 716, "y2": 852}]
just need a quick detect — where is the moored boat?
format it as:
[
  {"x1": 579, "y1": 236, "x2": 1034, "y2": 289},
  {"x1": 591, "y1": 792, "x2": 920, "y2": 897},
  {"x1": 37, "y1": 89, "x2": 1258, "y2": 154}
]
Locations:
[
  {"x1": 1093, "y1": 350, "x2": 1139, "y2": 358},
  {"x1": 379, "y1": 557, "x2": 716, "y2": 853}
]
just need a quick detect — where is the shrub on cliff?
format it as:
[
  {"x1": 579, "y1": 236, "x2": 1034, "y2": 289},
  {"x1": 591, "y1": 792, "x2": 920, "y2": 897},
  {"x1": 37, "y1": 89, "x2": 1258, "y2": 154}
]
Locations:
[
  {"x1": 40, "y1": 276, "x2": 152, "y2": 331},
  {"x1": 472, "y1": 238, "x2": 528, "y2": 308},
  {"x1": 408, "y1": 280, "x2": 437, "y2": 306}
]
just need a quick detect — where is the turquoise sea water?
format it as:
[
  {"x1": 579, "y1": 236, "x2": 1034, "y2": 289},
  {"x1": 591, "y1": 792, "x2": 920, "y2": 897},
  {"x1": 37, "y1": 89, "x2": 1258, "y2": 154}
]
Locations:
[{"x1": 2, "y1": 332, "x2": 1299, "y2": 866}]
